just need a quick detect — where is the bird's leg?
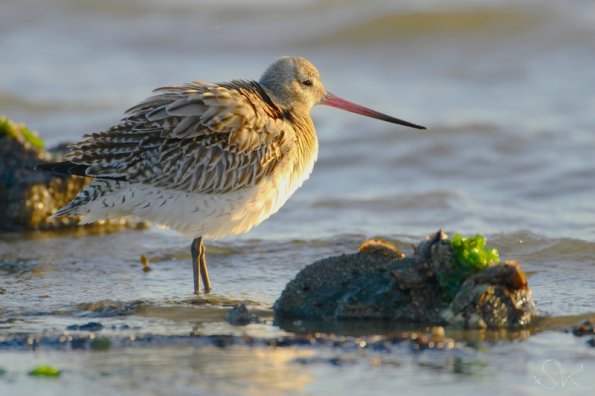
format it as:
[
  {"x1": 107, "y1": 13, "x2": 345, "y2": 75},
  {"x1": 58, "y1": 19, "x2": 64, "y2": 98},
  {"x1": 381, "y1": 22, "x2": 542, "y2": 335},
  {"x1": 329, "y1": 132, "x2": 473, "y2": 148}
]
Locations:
[
  {"x1": 191, "y1": 237, "x2": 211, "y2": 294},
  {"x1": 198, "y1": 238, "x2": 211, "y2": 293},
  {"x1": 191, "y1": 238, "x2": 200, "y2": 295}
]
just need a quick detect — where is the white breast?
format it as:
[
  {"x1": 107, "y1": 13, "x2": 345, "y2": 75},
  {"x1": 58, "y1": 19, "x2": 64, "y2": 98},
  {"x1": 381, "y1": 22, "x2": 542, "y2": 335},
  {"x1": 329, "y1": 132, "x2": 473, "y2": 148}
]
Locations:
[{"x1": 77, "y1": 145, "x2": 318, "y2": 239}]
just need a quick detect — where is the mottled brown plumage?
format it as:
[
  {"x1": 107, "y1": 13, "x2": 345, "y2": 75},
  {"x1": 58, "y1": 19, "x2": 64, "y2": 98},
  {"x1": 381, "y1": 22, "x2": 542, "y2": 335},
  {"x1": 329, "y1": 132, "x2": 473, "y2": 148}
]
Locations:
[
  {"x1": 66, "y1": 81, "x2": 289, "y2": 194},
  {"x1": 38, "y1": 56, "x2": 425, "y2": 294}
]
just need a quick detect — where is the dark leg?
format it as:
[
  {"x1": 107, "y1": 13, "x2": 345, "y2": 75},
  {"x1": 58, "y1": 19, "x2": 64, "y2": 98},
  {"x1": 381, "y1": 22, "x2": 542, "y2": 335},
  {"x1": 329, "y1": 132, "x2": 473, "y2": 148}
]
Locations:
[
  {"x1": 198, "y1": 238, "x2": 211, "y2": 293},
  {"x1": 191, "y1": 238, "x2": 200, "y2": 294},
  {"x1": 191, "y1": 237, "x2": 211, "y2": 294}
]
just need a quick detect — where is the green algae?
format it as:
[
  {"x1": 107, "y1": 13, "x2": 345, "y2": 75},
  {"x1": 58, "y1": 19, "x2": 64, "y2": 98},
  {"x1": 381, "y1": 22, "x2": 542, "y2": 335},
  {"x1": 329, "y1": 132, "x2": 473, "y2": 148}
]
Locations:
[
  {"x1": 90, "y1": 337, "x2": 111, "y2": 351},
  {"x1": 439, "y1": 234, "x2": 500, "y2": 300},
  {"x1": 0, "y1": 116, "x2": 45, "y2": 149},
  {"x1": 28, "y1": 364, "x2": 61, "y2": 377}
]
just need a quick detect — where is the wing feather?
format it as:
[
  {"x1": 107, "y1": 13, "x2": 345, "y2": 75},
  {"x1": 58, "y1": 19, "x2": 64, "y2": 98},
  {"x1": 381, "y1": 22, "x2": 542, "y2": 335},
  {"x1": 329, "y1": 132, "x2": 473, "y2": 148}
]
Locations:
[{"x1": 64, "y1": 80, "x2": 290, "y2": 193}]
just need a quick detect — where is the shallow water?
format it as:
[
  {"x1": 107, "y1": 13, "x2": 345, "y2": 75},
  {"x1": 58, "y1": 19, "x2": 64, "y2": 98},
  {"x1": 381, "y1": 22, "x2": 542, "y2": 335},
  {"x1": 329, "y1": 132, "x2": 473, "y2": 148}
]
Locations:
[{"x1": 1, "y1": 0, "x2": 595, "y2": 395}]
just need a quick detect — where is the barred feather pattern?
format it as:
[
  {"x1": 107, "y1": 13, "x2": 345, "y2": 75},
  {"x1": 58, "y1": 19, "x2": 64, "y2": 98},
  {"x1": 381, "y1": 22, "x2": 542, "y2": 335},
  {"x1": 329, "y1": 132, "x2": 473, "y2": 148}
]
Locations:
[
  {"x1": 56, "y1": 80, "x2": 319, "y2": 238},
  {"x1": 65, "y1": 80, "x2": 290, "y2": 193}
]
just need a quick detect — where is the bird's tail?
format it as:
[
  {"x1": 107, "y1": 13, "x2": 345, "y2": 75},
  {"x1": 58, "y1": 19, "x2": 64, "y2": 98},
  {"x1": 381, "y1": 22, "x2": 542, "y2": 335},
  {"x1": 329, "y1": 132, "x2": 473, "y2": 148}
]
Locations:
[
  {"x1": 48, "y1": 188, "x2": 96, "y2": 220},
  {"x1": 50, "y1": 200, "x2": 83, "y2": 220},
  {"x1": 37, "y1": 162, "x2": 125, "y2": 223},
  {"x1": 36, "y1": 161, "x2": 90, "y2": 219},
  {"x1": 35, "y1": 161, "x2": 90, "y2": 177}
]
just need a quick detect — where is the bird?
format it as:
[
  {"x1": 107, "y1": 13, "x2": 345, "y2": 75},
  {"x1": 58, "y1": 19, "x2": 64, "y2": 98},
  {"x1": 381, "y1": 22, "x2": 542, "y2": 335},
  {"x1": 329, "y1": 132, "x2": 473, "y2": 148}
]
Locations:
[{"x1": 37, "y1": 56, "x2": 426, "y2": 294}]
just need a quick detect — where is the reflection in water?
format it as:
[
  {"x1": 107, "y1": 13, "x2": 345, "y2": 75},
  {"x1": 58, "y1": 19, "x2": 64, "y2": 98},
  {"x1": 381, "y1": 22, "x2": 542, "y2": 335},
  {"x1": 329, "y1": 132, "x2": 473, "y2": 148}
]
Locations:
[{"x1": 86, "y1": 346, "x2": 315, "y2": 396}]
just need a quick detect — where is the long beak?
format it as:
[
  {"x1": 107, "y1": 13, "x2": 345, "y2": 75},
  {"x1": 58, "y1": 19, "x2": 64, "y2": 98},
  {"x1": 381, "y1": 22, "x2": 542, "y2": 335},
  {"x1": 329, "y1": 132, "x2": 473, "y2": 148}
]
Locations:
[{"x1": 320, "y1": 92, "x2": 426, "y2": 130}]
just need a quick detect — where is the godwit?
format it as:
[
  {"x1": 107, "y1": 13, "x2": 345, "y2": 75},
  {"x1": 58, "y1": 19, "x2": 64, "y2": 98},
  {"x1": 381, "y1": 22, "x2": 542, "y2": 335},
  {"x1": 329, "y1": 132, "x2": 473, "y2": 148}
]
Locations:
[{"x1": 37, "y1": 56, "x2": 425, "y2": 294}]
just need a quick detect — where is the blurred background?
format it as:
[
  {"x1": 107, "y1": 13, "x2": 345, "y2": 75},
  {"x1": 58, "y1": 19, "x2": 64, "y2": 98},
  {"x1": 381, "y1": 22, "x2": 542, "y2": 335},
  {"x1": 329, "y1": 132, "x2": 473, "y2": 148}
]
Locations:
[
  {"x1": 1, "y1": 0, "x2": 594, "y2": 241},
  {"x1": 1, "y1": 1, "x2": 594, "y2": 394}
]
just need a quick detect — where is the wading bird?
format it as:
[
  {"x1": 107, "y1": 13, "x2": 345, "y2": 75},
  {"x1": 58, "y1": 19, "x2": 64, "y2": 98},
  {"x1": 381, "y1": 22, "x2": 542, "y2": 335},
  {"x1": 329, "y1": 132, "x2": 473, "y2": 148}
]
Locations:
[{"x1": 38, "y1": 56, "x2": 425, "y2": 294}]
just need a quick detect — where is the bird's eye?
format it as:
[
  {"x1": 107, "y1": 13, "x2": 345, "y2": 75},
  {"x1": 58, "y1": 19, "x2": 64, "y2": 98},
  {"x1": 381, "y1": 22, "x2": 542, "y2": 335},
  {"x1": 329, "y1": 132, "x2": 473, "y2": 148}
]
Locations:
[{"x1": 302, "y1": 79, "x2": 313, "y2": 87}]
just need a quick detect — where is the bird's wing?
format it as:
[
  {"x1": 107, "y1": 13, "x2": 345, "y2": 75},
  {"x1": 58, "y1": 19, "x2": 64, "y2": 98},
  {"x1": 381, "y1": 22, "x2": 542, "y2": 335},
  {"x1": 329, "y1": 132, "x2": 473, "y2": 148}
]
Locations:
[{"x1": 64, "y1": 81, "x2": 289, "y2": 193}]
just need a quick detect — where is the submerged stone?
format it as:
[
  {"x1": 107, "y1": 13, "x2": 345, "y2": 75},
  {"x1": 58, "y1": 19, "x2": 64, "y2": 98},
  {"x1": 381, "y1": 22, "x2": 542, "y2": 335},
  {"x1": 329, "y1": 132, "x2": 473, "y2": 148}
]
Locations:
[
  {"x1": 90, "y1": 337, "x2": 111, "y2": 351},
  {"x1": 66, "y1": 322, "x2": 104, "y2": 331},
  {"x1": 569, "y1": 318, "x2": 595, "y2": 348},
  {"x1": 225, "y1": 304, "x2": 261, "y2": 326},
  {"x1": 275, "y1": 231, "x2": 537, "y2": 329},
  {"x1": 571, "y1": 318, "x2": 594, "y2": 337},
  {"x1": 77, "y1": 300, "x2": 148, "y2": 316},
  {"x1": 0, "y1": 330, "x2": 460, "y2": 354}
]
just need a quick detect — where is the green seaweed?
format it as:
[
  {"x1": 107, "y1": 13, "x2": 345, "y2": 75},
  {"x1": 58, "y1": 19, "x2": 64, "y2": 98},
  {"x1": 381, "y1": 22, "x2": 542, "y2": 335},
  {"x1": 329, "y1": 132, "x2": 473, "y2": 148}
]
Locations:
[
  {"x1": 90, "y1": 336, "x2": 111, "y2": 351},
  {"x1": 439, "y1": 234, "x2": 500, "y2": 300},
  {"x1": 28, "y1": 364, "x2": 61, "y2": 377},
  {"x1": 0, "y1": 116, "x2": 45, "y2": 149},
  {"x1": 451, "y1": 233, "x2": 500, "y2": 270}
]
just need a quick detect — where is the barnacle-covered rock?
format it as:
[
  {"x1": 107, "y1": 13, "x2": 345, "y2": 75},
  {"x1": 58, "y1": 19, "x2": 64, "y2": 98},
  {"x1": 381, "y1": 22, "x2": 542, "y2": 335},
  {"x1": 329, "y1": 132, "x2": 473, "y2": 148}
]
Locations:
[
  {"x1": 443, "y1": 261, "x2": 535, "y2": 328},
  {"x1": 0, "y1": 116, "x2": 146, "y2": 232},
  {"x1": 275, "y1": 230, "x2": 537, "y2": 329}
]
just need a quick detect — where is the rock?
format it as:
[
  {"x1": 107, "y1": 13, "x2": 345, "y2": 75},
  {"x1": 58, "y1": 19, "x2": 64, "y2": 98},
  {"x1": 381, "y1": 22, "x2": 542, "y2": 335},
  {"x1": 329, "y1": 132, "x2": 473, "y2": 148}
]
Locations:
[
  {"x1": 571, "y1": 319, "x2": 594, "y2": 337},
  {"x1": 275, "y1": 230, "x2": 537, "y2": 329},
  {"x1": 274, "y1": 250, "x2": 446, "y2": 323},
  {"x1": 294, "y1": 356, "x2": 356, "y2": 366},
  {"x1": 0, "y1": 116, "x2": 146, "y2": 232},
  {"x1": 358, "y1": 238, "x2": 405, "y2": 259},
  {"x1": 445, "y1": 260, "x2": 535, "y2": 328},
  {"x1": 569, "y1": 319, "x2": 595, "y2": 348},
  {"x1": 66, "y1": 322, "x2": 104, "y2": 331},
  {"x1": 0, "y1": 330, "x2": 461, "y2": 353},
  {"x1": 225, "y1": 304, "x2": 260, "y2": 326},
  {"x1": 77, "y1": 300, "x2": 148, "y2": 316}
]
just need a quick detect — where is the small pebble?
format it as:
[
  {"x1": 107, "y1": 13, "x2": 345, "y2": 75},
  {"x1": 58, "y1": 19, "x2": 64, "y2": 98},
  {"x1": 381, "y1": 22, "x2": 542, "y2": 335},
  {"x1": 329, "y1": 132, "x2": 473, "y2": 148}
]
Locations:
[
  {"x1": 431, "y1": 326, "x2": 445, "y2": 338},
  {"x1": 140, "y1": 254, "x2": 152, "y2": 272},
  {"x1": 225, "y1": 304, "x2": 260, "y2": 326},
  {"x1": 571, "y1": 319, "x2": 594, "y2": 336}
]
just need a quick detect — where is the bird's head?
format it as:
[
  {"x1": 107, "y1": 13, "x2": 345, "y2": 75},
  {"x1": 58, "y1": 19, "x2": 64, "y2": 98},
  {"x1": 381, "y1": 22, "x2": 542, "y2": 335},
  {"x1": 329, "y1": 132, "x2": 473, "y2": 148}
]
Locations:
[
  {"x1": 259, "y1": 56, "x2": 426, "y2": 130},
  {"x1": 260, "y1": 56, "x2": 325, "y2": 111}
]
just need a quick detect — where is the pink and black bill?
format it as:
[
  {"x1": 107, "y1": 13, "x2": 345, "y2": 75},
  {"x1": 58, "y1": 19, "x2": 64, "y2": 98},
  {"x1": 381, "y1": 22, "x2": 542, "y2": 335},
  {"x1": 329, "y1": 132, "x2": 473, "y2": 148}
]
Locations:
[{"x1": 321, "y1": 92, "x2": 426, "y2": 130}]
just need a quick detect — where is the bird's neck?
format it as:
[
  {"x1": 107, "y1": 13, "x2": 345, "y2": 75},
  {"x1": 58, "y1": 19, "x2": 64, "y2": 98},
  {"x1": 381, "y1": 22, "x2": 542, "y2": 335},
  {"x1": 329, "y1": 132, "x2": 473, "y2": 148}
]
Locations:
[
  {"x1": 258, "y1": 83, "x2": 318, "y2": 168},
  {"x1": 288, "y1": 109, "x2": 319, "y2": 175}
]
